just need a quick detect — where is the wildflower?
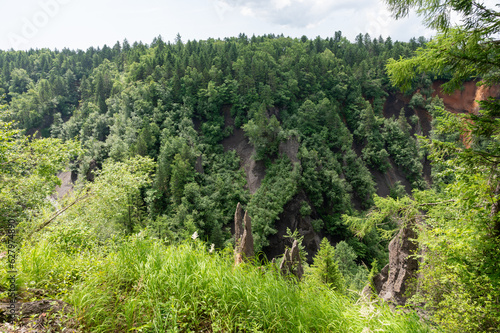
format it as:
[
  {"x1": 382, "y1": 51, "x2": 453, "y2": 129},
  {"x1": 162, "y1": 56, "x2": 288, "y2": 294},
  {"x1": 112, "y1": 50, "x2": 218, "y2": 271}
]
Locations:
[
  {"x1": 209, "y1": 243, "x2": 215, "y2": 253},
  {"x1": 191, "y1": 231, "x2": 198, "y2": 240}
]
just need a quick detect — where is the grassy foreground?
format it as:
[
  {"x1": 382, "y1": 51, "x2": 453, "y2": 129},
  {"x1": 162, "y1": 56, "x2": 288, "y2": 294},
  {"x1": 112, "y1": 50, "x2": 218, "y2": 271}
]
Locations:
[
  {"x1": 2, "y1": 230, "x2": 430, "y2": 332},
  {"x1": 62, "y1": 235, "x2": 429, "y2": 333}
]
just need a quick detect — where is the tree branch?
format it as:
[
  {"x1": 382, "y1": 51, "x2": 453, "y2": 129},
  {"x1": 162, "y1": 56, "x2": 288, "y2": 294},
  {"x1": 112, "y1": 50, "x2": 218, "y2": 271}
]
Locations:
[
  {"x1": 419, "y1": 199, "x2": 456, "y2": 206},
  {"x1": 1, "y1": 156, "x2": 22, "y2": 166},
  {"x1": 26, "y1": 191, "x2": 91, "y2": 240}
]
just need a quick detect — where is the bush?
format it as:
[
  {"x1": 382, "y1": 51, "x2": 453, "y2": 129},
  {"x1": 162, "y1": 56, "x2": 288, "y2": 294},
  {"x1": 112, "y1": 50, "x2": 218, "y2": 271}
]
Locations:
[
  {"x1": 334, "y1": 241, "x2": 369, "y2": 292},
  {"x1": 409, "y1": 92, "x2": 426, "y2": 109},
  {"x1": 300, "y1": 201, "x2": 312, "y2": 217},
  {"x1": 311, "y1": 219, "x2": 324, "y2": 233}
]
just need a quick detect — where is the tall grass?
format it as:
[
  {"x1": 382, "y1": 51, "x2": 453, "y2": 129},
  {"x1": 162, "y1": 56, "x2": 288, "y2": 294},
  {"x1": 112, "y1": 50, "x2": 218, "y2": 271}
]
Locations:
[
  {"x1": 69, "y1": 235, "x2": 430, "y2": 333},
  {"x1": 0, "y1": 226, "x2": 104, "y2": 299}
]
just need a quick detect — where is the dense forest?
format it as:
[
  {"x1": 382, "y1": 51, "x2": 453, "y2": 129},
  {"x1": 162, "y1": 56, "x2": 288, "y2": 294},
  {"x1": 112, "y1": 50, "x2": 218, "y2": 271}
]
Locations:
[
  {"x1": 0, "y1": 31, "x2": 430, "y2": 252},
  {"x1": 0, "y1": 0, "x2": 499, "y2": 331}
]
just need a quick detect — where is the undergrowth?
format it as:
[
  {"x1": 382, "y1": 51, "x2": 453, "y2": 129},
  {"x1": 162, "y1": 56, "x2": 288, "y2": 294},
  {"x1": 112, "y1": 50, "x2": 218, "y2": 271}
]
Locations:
[
  {"x1": 64, "y1": 235, "x2": 429, "y2": 333},
  {"x1": 0, "y1": 224, "x2": 430, "y2": 332}
]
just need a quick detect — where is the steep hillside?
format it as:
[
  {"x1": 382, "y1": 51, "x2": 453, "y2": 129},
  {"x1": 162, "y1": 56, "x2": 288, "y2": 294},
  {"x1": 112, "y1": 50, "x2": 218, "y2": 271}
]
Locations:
[
  {"x1": 433, "y1": 80, "x2": 500, "y2": 114},
  {"x1": 0, "y1": 33, "x2": 449, "y2": 267}
]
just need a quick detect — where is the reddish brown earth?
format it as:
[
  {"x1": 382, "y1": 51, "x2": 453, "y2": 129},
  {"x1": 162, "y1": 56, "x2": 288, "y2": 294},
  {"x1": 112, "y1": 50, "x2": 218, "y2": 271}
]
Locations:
[
  {"x1": 433, "y1": 81, "x2": 500, "y2": 148},
  {"x1": 433, "y1": 80, "x2": 500, "y2": 115}
]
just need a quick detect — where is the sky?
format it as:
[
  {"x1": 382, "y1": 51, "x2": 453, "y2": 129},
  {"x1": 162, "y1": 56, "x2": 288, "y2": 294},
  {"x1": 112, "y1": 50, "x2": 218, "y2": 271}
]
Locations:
[{"x1": 0, "y1": 0, "x2": 436, "y2": 51}]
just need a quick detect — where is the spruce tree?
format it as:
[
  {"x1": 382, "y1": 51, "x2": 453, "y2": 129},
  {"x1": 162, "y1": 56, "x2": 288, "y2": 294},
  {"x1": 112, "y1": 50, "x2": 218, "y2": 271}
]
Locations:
[{"x1": 311, "y1": 238, "x2": 345, "y2": 293}]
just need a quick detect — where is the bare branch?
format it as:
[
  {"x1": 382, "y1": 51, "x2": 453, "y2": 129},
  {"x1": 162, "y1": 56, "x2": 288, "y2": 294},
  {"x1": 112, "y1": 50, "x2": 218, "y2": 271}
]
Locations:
[
  {"x1": 1, "y1": 156, "x2": 22, "y2": 166},
  {"x1": 419, "y1": 199, "x2": 456, "y2": 206},
  {"x1": 26, "y1": 190, "x2": 92, "y2": 240}
]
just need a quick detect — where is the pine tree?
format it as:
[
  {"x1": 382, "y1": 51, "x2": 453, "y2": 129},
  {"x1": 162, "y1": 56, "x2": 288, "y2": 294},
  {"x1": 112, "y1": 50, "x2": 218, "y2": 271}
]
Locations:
[{"x1": 310, "y1": 238, "x2": 345, "y2": 293}]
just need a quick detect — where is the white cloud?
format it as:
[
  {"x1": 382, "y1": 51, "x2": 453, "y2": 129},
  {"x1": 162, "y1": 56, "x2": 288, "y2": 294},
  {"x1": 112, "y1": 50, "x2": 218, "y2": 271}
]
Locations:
[
  {"x1": 273, "y1": 0, "x2": 292, "y2": 10},
  {"x1": 220, "y1": 0, "x2": 373, "y2": 28},
  {"x1": 240, "y1": 6, "x2": 255, "y2": 17},
  {"x1": 358, "y1": 4, "x2": 393, "y2": 38},
  {"x1": 216, "y1": 0, "x2": 435, "y2": 42},
  {"x1": 0, "y1": 0, "x2": 435, "y2": 50}
]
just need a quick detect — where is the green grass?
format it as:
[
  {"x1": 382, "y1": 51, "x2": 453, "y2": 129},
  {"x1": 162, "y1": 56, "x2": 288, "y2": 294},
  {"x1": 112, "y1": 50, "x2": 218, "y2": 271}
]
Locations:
[
  {"x1": 64, "y1": 235, "x2": 430, "y2": 333},
  {"x1": 0, "y1": 226, "x2": 103, "y2": 300},
  {"x1": 0, "y1": 228, "x2": 430, "y2": 332}
]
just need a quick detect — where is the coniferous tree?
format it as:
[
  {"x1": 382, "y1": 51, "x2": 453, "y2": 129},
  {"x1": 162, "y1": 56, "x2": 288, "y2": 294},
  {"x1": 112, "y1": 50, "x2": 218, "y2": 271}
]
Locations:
[{"x1": 310, "y1": 238, "x2": 345, "y2": 292}]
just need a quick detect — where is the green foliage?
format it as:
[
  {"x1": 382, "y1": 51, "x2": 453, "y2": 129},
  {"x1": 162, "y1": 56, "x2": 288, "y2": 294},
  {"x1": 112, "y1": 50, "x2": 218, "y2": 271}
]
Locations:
[
  {"x1": 334, "y1": 241, "x2": 359, "y2": 283},
  {"x1": 407, "y1": 184, "x2": 500, "y2": 332},
  {"x1": 0, "y1": 35, "x2": 441, "y2": 318},
  {"x1": 283, "y1": 227, "x2": 308, "y2": 265},
  {"x1": 299, "y1": 201, "x2": 312, "y2": 217},
  {"x1": 367, "y1": 259, "x2": 380, "y2": 292},
  {"x1": 0, "y1": 116, "x2": 82, "y2": 230},
  {"x1": 1, "y1": 235, "x2": 102, "y2": 298},
  {"x1": 311, "y1": 219, "x2": 324, "y2": 233},
  {"x1": 383, "y1": 110, "x2": 425, "y2": 189},
  {"x1": 386, "y1": 1, "x2": 499, "y2": 92},
  {"x1": 409, "y1": 92, "x2": 426, "y2": 110},
  {"x1": 243, "y1": 103, "x2": 283, "y2": 160},
  {"x1": 42, "y1": 156, "x2": 156, "y2": 239},
  {"x1": 356, "y1": 101, "x2": 390, "y2": 171},
  {"x1": 343, "y1": 150, "x2": 376, "y2": 209},
  {"x1": 8, "y1": 68, "x2": 32, "y2": 95},
  {"x1": 298, "y1": 145, "x2": 352, "y2": 223},
  {"x1": 309, "y1": 238, "x2": 345, "y2": 293},
  {"x1": 384, "y1": 1, "x2": 500, "y2": 328},
  {"x1": 248, "y1": 158, "x2": 300, "y2": 251},
  {"x1": 342, "y1": 195, "x2": 410, "y2": 240},
  {"x1": 389, "y1": 181, "x2": 407, "y2": 199},
  {"x1": 0, "y1": 32, "x2": 448, "y2": 328},
  {"x1": 67, "y1": 236, "x2": 430, "y2": 332}
]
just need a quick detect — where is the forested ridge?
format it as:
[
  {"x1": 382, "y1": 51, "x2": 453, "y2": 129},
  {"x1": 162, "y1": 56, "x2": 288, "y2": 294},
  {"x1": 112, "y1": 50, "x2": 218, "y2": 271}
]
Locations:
[
  {"x1": 0, "y1": 0, "x2": 499, "y2": 330},
  {"x1": 0, "y1": 32, "x2": 430, "y2": 253}
]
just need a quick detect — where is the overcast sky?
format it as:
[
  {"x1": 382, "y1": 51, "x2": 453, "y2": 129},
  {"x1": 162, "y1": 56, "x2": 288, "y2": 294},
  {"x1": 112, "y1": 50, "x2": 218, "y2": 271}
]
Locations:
[{"x1": 0, "y1": 0, "x2": 435, "y2": 51}]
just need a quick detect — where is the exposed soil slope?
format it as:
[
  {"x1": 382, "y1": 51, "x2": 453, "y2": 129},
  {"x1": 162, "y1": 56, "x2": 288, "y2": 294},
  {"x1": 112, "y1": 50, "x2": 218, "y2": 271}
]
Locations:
[
  {"x1": 54, "y1": 171, "x2": 75, "y2": 199},
  {"x1": 263, "y1": 190, "x2": 321, "y2": 264},
  {"x1": 220, "y1": 82, "x2": 500, "y2": 262},
  {"x1": 432, "y1": 80, "x2": 500, "y2": 114},
  {"x1": 220, "y1": 105, "x2": 267, "y2": 195}
]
